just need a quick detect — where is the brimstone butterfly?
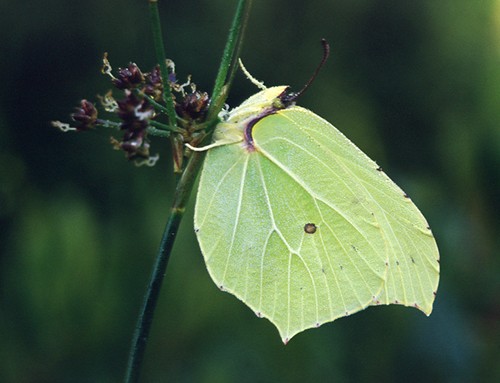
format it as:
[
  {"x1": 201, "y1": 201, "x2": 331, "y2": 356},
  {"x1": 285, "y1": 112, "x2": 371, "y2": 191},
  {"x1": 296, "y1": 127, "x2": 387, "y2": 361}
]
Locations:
[{"x1": 193, "y1": 53, "x2": 439, "y2": 343}]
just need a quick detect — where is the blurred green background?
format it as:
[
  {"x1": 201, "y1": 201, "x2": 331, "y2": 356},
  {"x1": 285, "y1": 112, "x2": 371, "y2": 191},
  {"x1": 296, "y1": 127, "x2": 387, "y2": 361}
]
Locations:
[{"x1": 1, "y1": 0, "x2": 498, "y2": 382}]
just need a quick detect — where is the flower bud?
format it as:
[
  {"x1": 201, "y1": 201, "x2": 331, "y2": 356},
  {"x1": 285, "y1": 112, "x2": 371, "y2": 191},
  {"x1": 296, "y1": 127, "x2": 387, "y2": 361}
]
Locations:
[
  {"x1": 71, "y1": 100, "x2": 97, "y2": 131},
  {"x1": 175, "y1": 91, "x2": 210, "y2": 122},
  {"x1": 143, "y1": 65, "x2": 164, "y2": 101},
  {"x1": 112, "y1": 63, "x2": 145, "y2": 90}
]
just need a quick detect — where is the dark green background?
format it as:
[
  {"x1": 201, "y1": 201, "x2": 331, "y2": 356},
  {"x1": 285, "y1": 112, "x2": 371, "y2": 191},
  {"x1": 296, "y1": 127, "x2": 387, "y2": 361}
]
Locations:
[{"x1": 1, "y1": 1, "x2": 498, "y2": 382}]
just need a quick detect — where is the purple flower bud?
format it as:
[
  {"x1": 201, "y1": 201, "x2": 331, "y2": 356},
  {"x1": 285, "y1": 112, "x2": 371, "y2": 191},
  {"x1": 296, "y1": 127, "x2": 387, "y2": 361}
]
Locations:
[
  {"x1": 113, "y1": 90, "x2": 154, "y2": 160},
  {"x1": 175, "y1": 91, "x2": 210, "y2": 121},
  {"x1": 143, "y1": 65, "x2": 164, "y2": 101},
  {"x1": 71, "y1": 99, "x2": 98, "y2": 131},
  {"x1": 113, "y1": 63, "x2": 145, "y2": 90},
  {"x1": 117, "y1": 91, "x2": 153, "y2": 130}
]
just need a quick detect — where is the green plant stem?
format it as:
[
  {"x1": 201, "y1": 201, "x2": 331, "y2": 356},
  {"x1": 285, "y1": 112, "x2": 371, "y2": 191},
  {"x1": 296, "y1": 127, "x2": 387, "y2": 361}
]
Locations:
[
  {"x1": 208, "y1": 0, "x2": 253, "y2": 121},
  {"x1": 134, "y1": 89, "x2": 170, "y2": 115},
  {"x1": 148, "y1": 0, "x2": 178, "y2": 129},
  {"x1": 148, "y1": 120, "x2": 184, "y2": 134},
  {"x1": 146, "y1": 125, "x2": 171, "y2": 138},
  {"x1": 123, "y1": 1, "x2": 252, "y2": 382},
  {"x1": 124, "y1": 149, "x2": 206, "y2": 383}
]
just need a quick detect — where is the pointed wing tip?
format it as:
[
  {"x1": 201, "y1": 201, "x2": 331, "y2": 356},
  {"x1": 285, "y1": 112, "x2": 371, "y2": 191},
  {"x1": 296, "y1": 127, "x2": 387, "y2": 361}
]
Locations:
[
  {"x1": 279, "y1": 329, "x2": 300, "y2": 345},
  {"x1": 413, "y1": 301, "x2": 435, "y2": 316},
  {"x1": 279, "y1": 331, "x2": 294, "y2": 345},
  {"x1": 420, "y1": 290, "x2": 439, "y2": 316}
]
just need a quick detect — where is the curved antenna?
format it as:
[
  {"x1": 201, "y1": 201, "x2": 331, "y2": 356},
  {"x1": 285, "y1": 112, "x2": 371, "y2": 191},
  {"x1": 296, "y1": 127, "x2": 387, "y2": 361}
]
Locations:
[
  {"x1": 238, "y1": 59, "x2": 267, "y2": 90},
  {"x1": 286, "y1": 39, "x2": 330, "y2": 103}
]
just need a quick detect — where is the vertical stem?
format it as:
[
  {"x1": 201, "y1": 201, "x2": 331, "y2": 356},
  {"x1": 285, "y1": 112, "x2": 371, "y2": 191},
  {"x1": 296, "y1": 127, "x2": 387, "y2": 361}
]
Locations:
[
  {"x1": 148, "y1": 0, "x2": 178, "y2": 129},
  {"x1": 124, "y1": 151, "x2": 205, "y2": 383},
  {"x1": 220, "y1": 0, "x2": 253, "y2": 100},
  {"x1": 208, "y1": 0, "x2": 253, "y2": 120},
  {"x1": 149, "y1": 0, "x2": 184, "y2": 175},
  {"x1": 124, "y1": 1, "x2": 252, "y2": 381}
]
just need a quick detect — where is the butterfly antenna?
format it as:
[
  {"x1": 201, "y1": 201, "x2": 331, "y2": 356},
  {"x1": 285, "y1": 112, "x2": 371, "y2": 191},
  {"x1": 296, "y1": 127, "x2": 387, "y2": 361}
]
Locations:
[
  {"x1": 286, "y1": 39, "x2": 330, "y2": 103},
  {"x1": 239, "y1": 59, "x2": 267, "y2": 90}
]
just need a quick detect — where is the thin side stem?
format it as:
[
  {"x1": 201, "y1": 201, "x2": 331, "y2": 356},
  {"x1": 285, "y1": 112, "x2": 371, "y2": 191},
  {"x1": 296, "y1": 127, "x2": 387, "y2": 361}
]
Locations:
[
  {"x1": 146, "y1": 126, "x2": 171, "y2": 138},
  {"x1": 134, "y1": 89, "x2": 170, "y2": 115},
  {"x1": 148, "y1": 120, "x2": 184, "y2": 134}
]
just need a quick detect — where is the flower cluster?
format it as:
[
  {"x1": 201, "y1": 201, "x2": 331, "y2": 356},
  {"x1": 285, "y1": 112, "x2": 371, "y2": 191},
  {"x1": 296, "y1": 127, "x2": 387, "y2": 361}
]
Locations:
[
  {"x1": 175, "y1": 91, "x2": 210, "y2": 122},
  {"x1": 112, "y1": 62, "x2": 164, "y2": 103},
  {"x1": 53, "y1": 54, "x2": 211, "y2": 168}
]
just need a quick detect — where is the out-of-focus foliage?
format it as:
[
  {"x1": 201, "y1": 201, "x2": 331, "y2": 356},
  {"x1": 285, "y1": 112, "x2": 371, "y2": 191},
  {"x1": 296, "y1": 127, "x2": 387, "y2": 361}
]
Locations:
[{"x1": 0, "y1": 0, "x2": 498, "y2": 382}]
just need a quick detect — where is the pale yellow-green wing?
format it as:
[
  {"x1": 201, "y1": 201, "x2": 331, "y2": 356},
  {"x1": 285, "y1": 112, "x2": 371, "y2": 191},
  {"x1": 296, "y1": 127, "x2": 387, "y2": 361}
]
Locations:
[
  {"x1": 194, "y1": 95, "x2": 439, "y2": 343},
  {"x1": 254, "y1": 107, "x2": 440, "y2": 315}
]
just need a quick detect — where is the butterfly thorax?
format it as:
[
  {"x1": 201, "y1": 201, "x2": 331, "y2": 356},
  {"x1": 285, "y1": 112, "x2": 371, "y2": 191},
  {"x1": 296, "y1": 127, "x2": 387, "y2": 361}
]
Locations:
[{"x1": 213, "y1": 86, "x2": 292, "y2": 151}]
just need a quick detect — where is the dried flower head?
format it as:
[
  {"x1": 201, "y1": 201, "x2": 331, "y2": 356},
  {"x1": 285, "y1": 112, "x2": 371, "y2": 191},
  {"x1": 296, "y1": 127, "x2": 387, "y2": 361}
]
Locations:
[
  {"x1": 112, "y1": 90, "x2": 155, "y2": 161},
  {"x1": 71, "y1": 100, "x2": 98, "y2": 131},
  {"x1": 175, "y1": 91, "x2": 210, "y2": 122},
  {"x1": 143, "y1": 65, "x2": 164, "y2": 101},
  {"x1": 113, "y1": 63, "x2": 145, "y2": 90}
]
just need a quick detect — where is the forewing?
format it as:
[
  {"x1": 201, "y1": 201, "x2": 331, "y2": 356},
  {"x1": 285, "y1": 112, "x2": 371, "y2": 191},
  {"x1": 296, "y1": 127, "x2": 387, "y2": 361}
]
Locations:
[{"x1": 253, "y1": 107, "x2": 440, "y2": 316}]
